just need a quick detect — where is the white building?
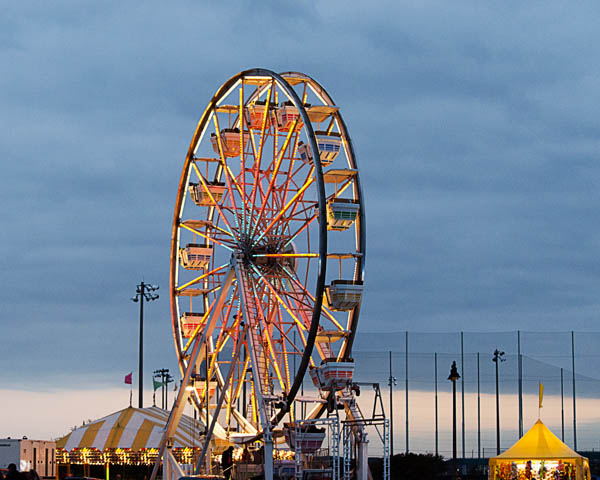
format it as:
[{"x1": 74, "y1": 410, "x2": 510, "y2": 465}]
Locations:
[{"x1": 0, "y1": 438, "x2": 56, "y2": 477}]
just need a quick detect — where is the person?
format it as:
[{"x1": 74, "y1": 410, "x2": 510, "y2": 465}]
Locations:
[
  {"x1": 221, "y1": 446, "x2": 234, "y2": 480},
  {"x1": 28, "y1": 470, "x2": 40, "y2": 480},
  {"x1": 241, "y1": 446, "x2": 252, "y2": 463},
  {"x1": 5, "y1": 464, "x2": 23, "y2": 480}
]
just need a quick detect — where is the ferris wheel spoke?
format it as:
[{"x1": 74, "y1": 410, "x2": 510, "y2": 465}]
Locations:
[
  {"x1": 196, "y1": 323, "x2": 247, "y2": 471},
  {"x1": 176, "y1": 263, "x2": 229, "y2": 292},
  {"x1": 191, "y1": 163, "x2": 236, "y2": 238},
  {"x1": 181, "y1": 297, "x2": 217, "y2": 355},
  {"x1": 239, "y1": 84, "x2": 247, "y2": 234},
  {"x1": 252, "y1": 174, "x2": 315, "y2": 247},
  {"x1": 272, "y1": 276, "x2": 329, "y2": 363},
  {"x1": 227, "y1": 355, "x2": 250, "y2": 427},
  {"x1": 249, "y1": 264, "x2": 308, "y2": 332},
  {"x1": 253, "y1": 253, "x2": 319, "y2": 259},
  {"x1": 179, "y1": 222, "x2": 235, "y2": 251},
  {"x1": 275, "y1": 204, "x2": 317, "y2": 240},
  {"x1": 271, "y1": 163, "x2": 318, "y2": 239},
  {"x1": 248, "y1": 84, "x2": 274, "y2": 226},
  {"x1": 267, "y1": 300, "x2": 294, "y2": 394},
  {"x1": 210, "y1": 290, "x2": 239, "y2": 361},
  {"x1": 259, "y1": 142, "x2": 310, "y2": 236},
  {"x1": 220, "y1": 160, "x2": 255, "y2": 219},
  {"x1": 282, "y1": 213, "x2": 319, "y2": 248},
  {"x1": 181, "y1": 215, "x2": 237, "y2": 242},
  {"x1": 280, "y1": 265, "x2": 345, "y2": 331},
  {"x1": 212, "y1": 115, "x2": 243, "y2": 232},
  {"x1": 250, "y1": 279, "x2": 288, "y2": 394},
  {"x1": 277, "y1": 306, "x2": 293, "y2": 395},
  {"x1": 278, "y1": 130, "x2": 312, "y2": 224},
  {"x1": 250, "y1": 116, "x2": 301, "y2": 239}
]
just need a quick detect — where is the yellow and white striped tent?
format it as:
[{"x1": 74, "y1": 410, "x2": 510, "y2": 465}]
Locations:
[{"x1": 57, "y1": 406, "x2": 207, "y2": 451}]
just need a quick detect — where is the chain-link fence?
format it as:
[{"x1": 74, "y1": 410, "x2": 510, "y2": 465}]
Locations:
[{"x1": 349, "y1": 331, "x2": 600, "y2": 458}]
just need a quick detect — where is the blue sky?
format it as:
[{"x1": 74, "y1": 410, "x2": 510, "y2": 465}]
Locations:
[{"x1": 2, "y1": 1, "x2": 600, "y2": 442}]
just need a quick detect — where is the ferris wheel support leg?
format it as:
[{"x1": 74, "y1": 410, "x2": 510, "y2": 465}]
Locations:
[
  {"x1": 165, "y1": 447, "x2": 185, "y2": 480},
  {"x1": 357, "y1": 432, "x2": 369, "y2": 480},
  {"x1": 264, "y1": 431, "x2": 274, "y2": 480},
  {"x1": 234, "y1": 254, "x2": 275, "y2": 480},
  {"x1": 150, "y1": 269, "x2": 236, "y2": 480},
  {"x1": 195, "y1": 324, "x2": 248, "y2": 473}
]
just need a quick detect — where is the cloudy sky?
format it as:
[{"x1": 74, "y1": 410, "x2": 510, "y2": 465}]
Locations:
[{"x1": 2, "y1": 1, "x2": 600, "y2": 442}]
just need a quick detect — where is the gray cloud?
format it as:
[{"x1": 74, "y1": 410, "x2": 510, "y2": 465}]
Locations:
[{"x1": 2, "y1": 0, "x2": 600, "y2": 390}]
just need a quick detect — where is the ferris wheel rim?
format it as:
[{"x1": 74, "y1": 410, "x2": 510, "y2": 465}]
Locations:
[
  {"x1": 169, "y1": 69, "x2": 367, "y2": 444},
  {"x1": 169, "y1": 68, "x2": 330, "y2": 433}
]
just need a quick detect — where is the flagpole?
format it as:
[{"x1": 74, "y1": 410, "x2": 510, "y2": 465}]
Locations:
[
  {"x1": 125, "y1": 372, "x2": 133, "y2": 406},
  {"x1": 538, "y1": 381, "x2": 543, "y2": 420}
]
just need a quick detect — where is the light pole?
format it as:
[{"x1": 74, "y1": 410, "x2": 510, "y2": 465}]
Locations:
[
  {"x1": 493, "y1": 349, "x2": 505, "y2": 455},
  {"x1": 132, "y1": 281, "x2": 159, "y2": 408},
  {"x1": 388, "y1": 351, "x2": 397, "y2": 457},
  {"x1": 448, "y1": 361, "x2": 460, "y2": 479}
]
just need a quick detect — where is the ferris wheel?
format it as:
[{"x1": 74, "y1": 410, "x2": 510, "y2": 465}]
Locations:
[{"x1": 168, "y1": 68, "x2": 366, "y2": 449}]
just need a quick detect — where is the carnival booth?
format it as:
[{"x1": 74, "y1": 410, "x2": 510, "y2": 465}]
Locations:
[{"x1": 489, "y1": 420, "x2": 590, "y2": 480}]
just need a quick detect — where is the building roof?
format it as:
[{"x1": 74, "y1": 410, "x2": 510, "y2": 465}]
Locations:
[
  {"x1": 57, "y1": 406, "x2": 204, "y2": 451},
  {"x1": 492, "y1": 420, "x2": 584, "y2": 461}
]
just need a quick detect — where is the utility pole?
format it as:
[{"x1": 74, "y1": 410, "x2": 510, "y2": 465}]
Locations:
[
  {"x1": 460, "y1": 332, "x2": 465, "y2": 458},
  {"x1": 477, "y1": 352, "x2": 481, "y2": 458},
  {"x1": 518, "y1": 331, "x2": 523, "y2": 438},
  {"x1": 448, "y1": 361, "x2": 460, "y2": 478},
  {"x1": 560, "y1": 367, "x2": 565, "y2": 441},
  {"x1": 388, "y1": 351, "x2": 397, "y2": 457},
  {"x1": 571, "y1": 331, "x2": 577, "y2": 450},
  {"x1": 434, "y1": 352, "x2": 438, "y2": 456},
  {"x1": 154, "y1": 368, "x2": 173, "y2": 409},
  {"x1": 164, "y1": 371, "x2": 174, "y2": 408},
  {"x1": 131, "y1": 281, "x2": 159, "y2": 408},
  {"x1": 405, "y1": 331, "x2": 409, "y2": 454},
  {"x1": 493, "y1": 349, "x2": 505, "y2": 455}
]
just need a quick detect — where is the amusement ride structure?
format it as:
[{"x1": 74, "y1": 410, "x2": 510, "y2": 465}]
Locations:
[{"x1": 150, "y1": 69, "x2": 388, "y2": 480}]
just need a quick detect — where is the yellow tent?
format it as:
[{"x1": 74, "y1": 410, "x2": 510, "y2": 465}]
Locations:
[{"x1": 489, "y1": 420, "x2": 590, "y2": 480}]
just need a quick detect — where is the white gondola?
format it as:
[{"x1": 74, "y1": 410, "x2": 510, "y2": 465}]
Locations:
[
  {"x1": 272, "y1": 101, "x2": 305, "y2": 132},
  {"x1": 180, "y1": 312, "x2": 206, "y2": 338},
  {"x1": 309, "y1": 358, "x2": 355, "y2": 391},
  {"x1": 179, "y1": 243, "x2": 213, "y2": 270},
  {"x1": 188, "y1": 181, "x2": 226, "y2": 206},
  {"x1": 283, "y1": 423, "x2": 326, "y2": 453},
  {"x1": 324, "y1": 279, "x2": 363, "y2": 311},
  {"x1": 298, "y1": 132, "x2": 342, "y2": 167},
  {"x1": 210, "y1": 128, "x2": 247, "y2": 157},
  {"x1": 245, "y1": 100, "x2": 270, "y2": 130},
  {"x1": 326, "y1": 198, "x2": 360, "y2": 231}
]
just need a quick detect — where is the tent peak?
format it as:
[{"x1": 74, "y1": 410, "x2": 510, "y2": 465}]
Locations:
[{"x1": 492, "y1": 419, "x2": 583, "y2": 460}]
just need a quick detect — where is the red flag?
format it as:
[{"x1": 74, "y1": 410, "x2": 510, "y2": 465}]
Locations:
[{"x1": 124, "y1": 372, "x2": 132, "y2": 385}]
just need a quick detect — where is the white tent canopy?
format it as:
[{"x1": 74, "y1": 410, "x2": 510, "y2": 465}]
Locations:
[{"x1": 57, "y1": 406, "x2": 205, "y2": 451}]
